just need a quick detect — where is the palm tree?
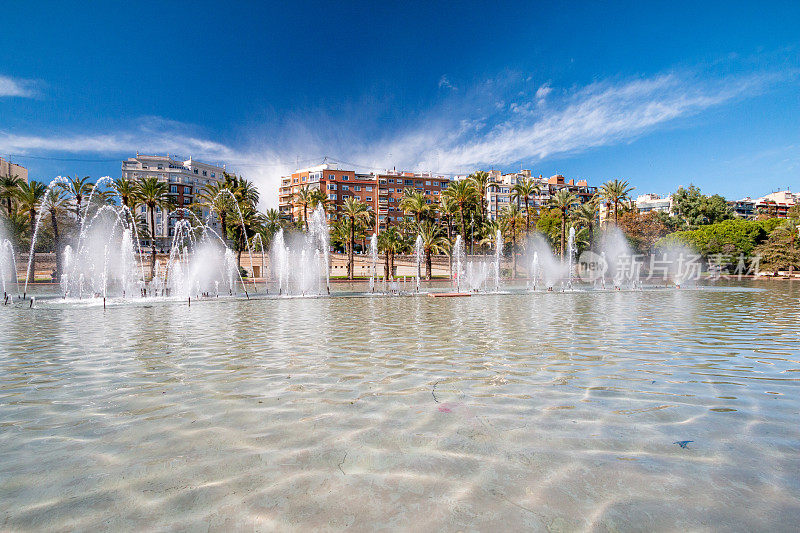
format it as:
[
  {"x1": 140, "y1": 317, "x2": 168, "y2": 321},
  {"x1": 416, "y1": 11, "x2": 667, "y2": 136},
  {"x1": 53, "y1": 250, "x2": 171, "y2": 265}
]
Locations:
[
  {"x1": 417, "y1": 220, "x2": 448, "y2": 280},
  {"x1": 439, "y1": 195, "x2": 458, "y2": 241},
  {"x1": 1, "y1": 173, "x2": 23, "y2": 217},
  {"x1": 598, "y1": 179, "x2": 635, "y2": 225},
  {"x1": 111, "y1": 177, "x2": 140, "y2": 210},
  {"x1": 231, "y1": 203, "x2": 265, "y2": 268},
  {"x1": 399, "y1": 189, "x2": 431, "y2": 223},
  {"x1": 500, "y1": 204, "x2": 525, "y2": 278},
  {"x1": 309, "y1": 188, "x2": 330, "y2": 214},
  {"x1": 136, "y1": 177, "x2": 173, "y2": 278},
  {"x1": 571, "y1": 200, "x2": 599, "y2": 251},
  {"x1": 510, "y1": 177, "x2": 540, "y2": 233},
  {"x1": 292, "y1": 185, "x2": 315, "y2": 231},
  {"x1": 198, "y1": 181, "x2": 233, "y2": 241},
  {"x1": 61, "y1": 175, "x2": 94, "y2": 222},
  {"x1": 15, "y1": 181, "x2": 47, "y2": 283},
  {"x1": 442, "y1": 179, "x2": 479, "y2": 243},
  {"x1": 549, "y1": 189, "x2": 579, "y2": 260},
  {"x1": 340, "y1": 198, "x2": 372, "y2": 280},
  {"x1": 469, "y1": 171, "x2": 491, "y2": 221},
  {"x1": 44, "y1": 187, "x2": 70, "y2": 280},
  {"x1": 378, "y1": 226, "x2": 404, "y2": 279}
]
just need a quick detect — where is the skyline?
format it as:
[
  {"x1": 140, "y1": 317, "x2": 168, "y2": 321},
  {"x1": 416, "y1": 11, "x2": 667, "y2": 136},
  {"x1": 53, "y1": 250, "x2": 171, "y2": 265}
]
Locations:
[{"x1": 1, "y1": 1, "x2": 799, "y2": 208}]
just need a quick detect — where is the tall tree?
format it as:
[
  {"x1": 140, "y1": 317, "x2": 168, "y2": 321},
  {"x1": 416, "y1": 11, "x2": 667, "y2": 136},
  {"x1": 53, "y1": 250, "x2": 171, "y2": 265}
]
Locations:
[
  {"x1": 61, "y1": 176, "x2": 95, "y2": 222},
  {"x1": 136, "y1": 177, "x2": 173, "y2": 278},
  {"x1": 15, "y1": 181, "x2": 47, "y2": 283},
  {"x1": 44, "y1": 187, "x2": 70, "y2": 280},
  {"x1": 598, "y1": 179, "x2": 635, "y2": 225},
  {"x1": 378, "y1": 226, "x2": 404, "y2": 279},
  {"x1": 198, "y1": 181, "x2": 233, "y2": 241},
  {"x1": 416, "y1": 220, "x2": 448, "y2": 280},
  {"x1": 0, "y1": 173, "x2": 23, "y2": 218},
  {"x1": 500, "y1": 204, "x2": 525, "y2": 278},
  {"x1": 292, "y1": 185, "x2": 315, "y2": 231},
  {"x1": 340, "y1": 198, "x2": 372, "y2": 280},
  {"x1": 571, "y1": 200, "x2": 599, "y2": 251},
  {"x1": 549, "y1": 189, "x2": 579, "y2": 260},
  {"x1": 399, "y1": 189, "x2": 431, "y2": 223},
  {"x1": 468, "y1": 171, "x2": 491, "y2": 221},
  {"x1": 441, "y1": 179, "x2": 479, "y2": 244},
  {"x1": 510, "y1": 177, "x2": 541, "y2": 233}
]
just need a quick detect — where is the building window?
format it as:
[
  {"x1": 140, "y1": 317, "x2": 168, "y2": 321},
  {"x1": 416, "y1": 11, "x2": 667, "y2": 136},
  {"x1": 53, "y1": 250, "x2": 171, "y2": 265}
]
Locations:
[
  {"x1": 170, "y1": 185, "x2": 177, "y2": 193},
  {"x1": 211, "y1": 172, "x2": 215, "y2": 178},
  {"x1": 425, "y1": 181, "x2": 431, "y2": 186},
  {"x1": 184, "y1": 187, "x2": 190, "y2": 194},
  {"x1": 354, "y1": 185, "x2": 361, "y2": 191},
  {"x1": 342, "y1": 195, "x2": 350, "y2": 200},
  {"x1": 425, "y1": 190, "x2": 431, "y2": 195},
  {"x1": 404, "y1": 180, "x2": 413, "y2": 185},
  {"x1": 328, "y1": 193, "x2": 337, "y2": 200},
  {"x1": 366, "y1": 186, "x2": 373, "y2": 191},
  {"x1": 202, "y1": 170, "x2": 207, "y2": 176},
  {"x1": 328, "y1": 183, "x2": 337, "y2": 190},
  {"x1": 329, "y1": 174, "x2": 335, "y2": 180},
  {"x1": 342, "y1": 175, "x2": 349, "y2": 181},
  {"x1": 193, "y1": 169, "x2": 198, "y2": 174},
  {"x1": 184, "y1": 197, "x2": 191, "y2": 204},
  {"x1": 366, "y1": 196, "x2": 372, "y2": 201},
  {"x1": 302, "y1": 176, "x2": 306, "y2": 182},
  {"x1": 342, "y1": 185, "x2": 349, "y2": 191},
  {"x1": 158, "y1": 164, "x2": 164, "y2": 170}
]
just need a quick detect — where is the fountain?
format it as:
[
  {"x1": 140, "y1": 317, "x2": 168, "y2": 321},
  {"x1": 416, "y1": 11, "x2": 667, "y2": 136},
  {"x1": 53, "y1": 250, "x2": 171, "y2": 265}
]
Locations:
[
  {"x1": 526, "y1": 233, "x2": 565, "y2": 290},
  {"x1": 0, "y1": 222, "x2": 19, "y2": 298},
  {"x1": 494, "y1": 229, "x2": 502, "y2": 291},
  {"x1": 414, "y1": 234, "x2": 423, "y2": 292},
  {"x1": 451, "y1": 235, "x2": 464, "y2": 292},
  {"x1": 269, "y1": 205, "x2": 330, "y2": 296},
  {"x1": 369, "y1": 233, "x2": 378, "y2": 293},
  {"x1": 566, "y1": 226, "x2": 576, "y2": 289}
]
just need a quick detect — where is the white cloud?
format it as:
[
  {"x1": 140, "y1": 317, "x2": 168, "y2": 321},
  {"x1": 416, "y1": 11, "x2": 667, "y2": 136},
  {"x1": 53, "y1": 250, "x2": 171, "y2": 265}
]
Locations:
[
  {"x1": 0, "y1": 66, "x2": 789, "y2": 207},
  {"x1": 0, "y1": 75, "x2": 36, "y2": 98},
  {"x1": 438, "y1": 75, "x2": 456, "y2": 91}
]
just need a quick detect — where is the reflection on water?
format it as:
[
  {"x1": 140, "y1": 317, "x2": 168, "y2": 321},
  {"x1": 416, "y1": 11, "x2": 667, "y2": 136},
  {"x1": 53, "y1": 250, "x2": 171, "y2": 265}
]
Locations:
[{"x1": 1, "y1": 281, "x2": 799, "y2": 530}]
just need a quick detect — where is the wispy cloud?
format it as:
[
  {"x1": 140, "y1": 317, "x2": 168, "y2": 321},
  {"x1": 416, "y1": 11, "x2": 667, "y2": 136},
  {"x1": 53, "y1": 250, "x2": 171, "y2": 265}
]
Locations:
[
  {"x1": 438, "y1": 75, "x2": 456, "y2": 91},
  {"x1": 0, "y1": 66, "x2": 791, "y2": 207},
  {"x1": 0, "y1": 75, "x2": 37, "y2": 98}
]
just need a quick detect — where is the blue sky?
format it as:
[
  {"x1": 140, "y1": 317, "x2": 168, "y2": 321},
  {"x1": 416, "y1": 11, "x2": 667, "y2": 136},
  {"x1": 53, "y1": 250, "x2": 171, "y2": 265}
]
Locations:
[{"x1": 1, "y1": 1, "x2": 798, "y2": 207}]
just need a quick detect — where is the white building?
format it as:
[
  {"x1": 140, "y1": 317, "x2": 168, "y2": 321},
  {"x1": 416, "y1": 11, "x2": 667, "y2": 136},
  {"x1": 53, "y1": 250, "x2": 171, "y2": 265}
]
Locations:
[
  {"x1": 121, "y1": 154, "x2": 228, "y2": 248},
  {"x1": 0, "y1": 157, "x2": 28, "y2": 184},
  {"x1": 635, "y1": 193, "x2": 673, "y2": 214}
]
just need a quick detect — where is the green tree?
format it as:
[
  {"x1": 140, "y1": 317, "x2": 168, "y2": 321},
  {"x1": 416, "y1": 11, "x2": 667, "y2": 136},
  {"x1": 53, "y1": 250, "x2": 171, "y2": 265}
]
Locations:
[
  {"x1": 60, "y1": 175, "x2": 94, "y2": 222},
  {"x1": 571, "y1": 200, "x2": 599, "y2": 251},
  {"x1": 672, "y1": 185, "x2": 733, "y2": 227},
  {"x1": 441, "y1": 179, "x2": 479, "y2": 244},
  {"x1": 15, "y1": 181, "x2": 47, "y2": 282},
  {"x1": 399, "y1": 189, "x2": 431, "y2": 223},
  {"x1": 341, "y1": 198, "x2": 372, "y2": 280},
  {"x1": 468, "y1": 171, "x2": 491, "y2": 221},
  {"x1": 598, "y1": 179, "x2": 635, "y2": 225},
  {"x1": 548, "y1": 189, "x2": 579, "y2": 259},
  {"x1": 501, "y1": 204, "x2": 525, "y2": 278},
  {"x1": 416, "y1": 220, "x2": 448, "y2": 280},
  {"x1": 292, "y1": 185, "x2": 314, "y2": 231},
  {"x1": 136, "y1": 177, "x2": 173, "y2": 278},
  {"x1": 511, "y1": 177, "x2": 540, "y2": 233},
  {"x1": 754, "y1": 221, "x2": 800, "y2": 274},
  {"x1": 378, "y1": 226, "x2": 405, "y2": 278},
  {"x1": 44, "y1": 187, "x2": 70, "y2": 280},
  {"x1": 198, "y1": 181, "x2": 233, "y2": 241},
  {"x1": 1, "y1": 173, "x2": 23, "y2": 218}
]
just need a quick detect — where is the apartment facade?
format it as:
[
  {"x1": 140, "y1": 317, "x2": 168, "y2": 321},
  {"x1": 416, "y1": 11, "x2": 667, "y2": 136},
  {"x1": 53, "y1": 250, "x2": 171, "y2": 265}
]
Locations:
[
  {"x1": 0, "y1": 157, "x2": 28, "y2": 183},
  {"x1": 278, "y1": 164, "x2": 451, "y2": 233},
  {"x1": 635, "y1": 193, "x2": 673, "y2": 214},
  {"x1": 731, "y1": 190, "x2": 799, "y2": 219},
  {"x1": 485, "y1": 170, "x2": 597, "y2": 220},
  {"x1": 121, "y1": 154, "x2": 227, "y2": 248}
]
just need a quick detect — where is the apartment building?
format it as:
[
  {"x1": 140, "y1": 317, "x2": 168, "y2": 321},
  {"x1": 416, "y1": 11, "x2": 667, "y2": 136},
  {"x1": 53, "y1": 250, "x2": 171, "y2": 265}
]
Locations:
[
  {"x1": 278, "y1": 164, "x2": 451, "y2": 233},
  {"x1": 635, "y1": 193, "x2": 673, "y2": 214},
  {"x1": 121, "y1": 154, "x2": 227, "y2": 248},
  {"x1": 485, "y1": 170, "x2": 597, "y2": 220},
  {"x1": 0, "y1": 157, "x2": 28, "y2": 183}
]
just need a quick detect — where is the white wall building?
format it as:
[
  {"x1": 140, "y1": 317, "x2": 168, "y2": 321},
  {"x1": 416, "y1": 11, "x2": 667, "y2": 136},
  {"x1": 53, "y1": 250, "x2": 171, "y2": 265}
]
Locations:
[
  {"x1": 121, "y1": 154, "x2": 227, "y2": 248},
  {"x1": 635, "y1": 193, "x2": 673, "y2": 214}
]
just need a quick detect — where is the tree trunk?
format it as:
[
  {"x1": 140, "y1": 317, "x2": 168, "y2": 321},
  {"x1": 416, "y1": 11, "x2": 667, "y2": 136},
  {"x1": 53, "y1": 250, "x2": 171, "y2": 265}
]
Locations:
[
  {"x1": 425, "y1": 249, "x2": 432, "y2": 280},
  {"x1": 524, "y1": 198, "x2": 530, "y2": 233},
  {"x1": 389, "y1": 251, "x2": 395, "y2": 279},
  {"x1": 221, "y1": 212, "x2": 227, "y2": 244},
  {"x1": 512, "y1": 229, "x2": 517, "y2": 279},
  {"x1": 50, "y1": 210, "x2": 61, "y2": 280},
  {"x1": 384, "y1": 252, "x2": 389, "y2": 279},
  {"x1": 149, "y1": 206, "x2": 157, "y2": 279},
  {"x1": 27, "y1": 214, "x2": 36, "y2": 283},
  {"x1": 459, "y1": 206, "x2": 466, "y2": 242},
  {"x1": 348, "y1": 216, "x2": 354, "y2": 280},
  {"x1": 6, "y1": 197, "x2": 11, "y2": 218},
  {"x1": 560, "y1": 210, "x2": 566, "y2": 261},
  {"x1": 304, "y1": 205, "x2": 308, "y2": 232}
]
